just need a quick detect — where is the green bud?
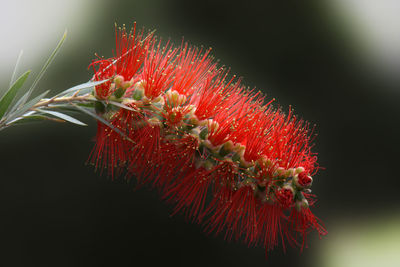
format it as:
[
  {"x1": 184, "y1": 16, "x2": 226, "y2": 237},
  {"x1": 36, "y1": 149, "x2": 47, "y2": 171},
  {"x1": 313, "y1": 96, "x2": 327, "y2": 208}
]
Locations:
[
  {"x1": 132, "y1": 88, "x2": 144, "y2": 100},
  {"x1": 199, "y1": 128, "x2": 208, "y2": 140},
  {"x1": 95, "y1": 101, "x2": 106, "y2": 114},
  {"x1": 203, "y1": 160, "x2": 214, "y2": 170},
  {"x1": 198, "y1": 142, "x2": 206, "y2": 154},
  {"x1": 232, "y1": 152, "x2": 241, "y2": 163},
  {"x1": 219, "y1": 141, "x2": 234, "y2": 157},
  {"x1": 295, "y1": 198, "x2": 309, "y2": 212},
  {"x1": 113, "y1": 87, "x2": 126, "y2": 98}
]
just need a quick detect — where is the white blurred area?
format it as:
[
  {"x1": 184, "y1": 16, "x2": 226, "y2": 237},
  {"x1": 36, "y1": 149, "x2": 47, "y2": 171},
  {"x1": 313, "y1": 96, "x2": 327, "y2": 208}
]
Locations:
[
  {"x1": 330, "y1": 0, "x2": 400, "y2": 83},
  {"x1": 0, "y1": 0, "x2": 96, "y2": 79},
  {"x1": 315, "y1": 216, "x2": 400, "y2": 267}
]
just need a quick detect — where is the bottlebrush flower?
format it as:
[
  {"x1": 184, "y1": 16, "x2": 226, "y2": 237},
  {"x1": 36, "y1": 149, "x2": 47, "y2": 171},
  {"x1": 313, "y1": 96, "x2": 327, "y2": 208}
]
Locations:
[{"x1": 88, "y1": 23, "x2": 327, "y2": 256}]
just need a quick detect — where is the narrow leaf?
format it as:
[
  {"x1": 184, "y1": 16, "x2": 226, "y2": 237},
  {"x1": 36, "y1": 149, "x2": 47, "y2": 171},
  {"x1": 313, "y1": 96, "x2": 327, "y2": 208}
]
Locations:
[
  {"x1": 14, "y1": 114, "x2": 64, "y2": 124},
  {"x1": 72, "y1": 103, "x2": 134, "y2": 143},
  {"x1": 5, "y1": 90, "x2": 49, "y2": 125},
  {"x1": 108, "y1": 101, "x2": 137, "y2": 112},
  {"x1": 38, "y1": 109, "x2": 87, "y2": 126},
  {"x1": 19, "y1": 30, "x2": 67, "y2": 106},
  {"x1": 75, "y1": 102, "x2": 96, "y2": 108},
  {"x1": 0, "y1": 70, "x2": 31, "y2": 118},
  {"x1": 8, "y1": 90, "x2": 31, "y2": 114},
  {"x1": 56, "y1": 79, "x2": 109, "y2": 97},
  {"x1": 9, "y1": 50, "x2": 24, "y2": 88}
]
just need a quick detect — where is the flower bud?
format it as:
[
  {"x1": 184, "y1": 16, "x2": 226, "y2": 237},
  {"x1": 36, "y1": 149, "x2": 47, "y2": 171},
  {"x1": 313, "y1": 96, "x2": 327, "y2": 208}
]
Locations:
[
  {"x1": 165, "y1": 90, "x2": 186, "y2": 107},
  {"x1": 199, "y1": 127, "x2": 208, "y2": 140},
  {"x1": 285, "y1": 168, "x2": 295, "y2": 178},
  {"x1": 148, "y1": 117, "x2": 162, "y2": 126},
  {"x1": 94, "y1": 101, "x2": 106, "y2": 114},
  {"x1": 203, "y1": 160, "x2": 214, "y2": 170},
  {"x1": 274, "y1": 167, "x2": 285, "y2": 177},
  {"x1": 219, "y1": 140, "x2": 234, "y2": 157},
  {"x1": 257, "y1": 156, "x2": 274, "y2": 175},
  {"x1": 187, "y1": 115, "x2": 199, "y2": 126},
  {"x1": 276, "y1": 185, "x2": 294, "y2": 208},
  {"x1": 121, "y1": 80, "x2": 133, "y2": 90},
  {"x1": 295, "y1": 198, "x2": 309, "y2": 211},
  {"x1": 295, "y1": 166, "x2": 305, "y2": 174},
  {"x1": 233, "y1": 143, "x2": 245, "y2": 157},
  {"x1": 207, "y1": 119, "x2": 219, "y2": 132},
  {"x1": 294, "y1": 172, "x2": 313, "y2": 189},
  {"x1": 113, "y1": 87, "x2": 126, "y2": 98},
  {"x1": 132, "y1": 88, "x2": 144, "y2": 101},
  {"x1": 113, "y1": 75, "x2": 124, "y2": 88},
  {"x1": 132, "y1": 81, "x2": 145, "y2": 100}
]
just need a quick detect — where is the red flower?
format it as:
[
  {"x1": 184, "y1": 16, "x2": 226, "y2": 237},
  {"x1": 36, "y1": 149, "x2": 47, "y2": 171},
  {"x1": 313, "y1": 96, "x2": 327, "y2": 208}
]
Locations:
[
  {"x1": 172, "y1": 43, "x2": 216, "y2": 96},
  {"x1": 89, "y1": 23, "x2": 154, "y2": 100},
  {"x1": 89, "y1": 23, "x2": 326, "y2": 257},
  {"x1": 297, "y1": 172, "x2": 313, "y2": 188},
  {"x1": 140, "y1": 40, "x2": 178, "y2": 99},
  {"x1": 276, "y1": 187, "x2": 294, "y2": 208},
  {"x1": 88, "y1": 58, "x2": 116, "y2": 99}
]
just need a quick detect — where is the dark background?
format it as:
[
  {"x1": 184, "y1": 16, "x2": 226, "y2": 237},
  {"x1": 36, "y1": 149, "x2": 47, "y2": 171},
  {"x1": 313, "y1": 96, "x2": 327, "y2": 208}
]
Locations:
[{"x1": 1, "y1": 1, "x2": 399, "y2": 266}]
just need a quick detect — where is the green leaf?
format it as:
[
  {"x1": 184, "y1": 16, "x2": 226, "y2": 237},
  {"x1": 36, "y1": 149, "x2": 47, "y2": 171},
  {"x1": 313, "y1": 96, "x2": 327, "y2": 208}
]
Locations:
[
  {"x1": 13, "y1": 115, "x2": 61, "y2": 124},
  {"x1": 18, "y1": 30, "x2": 67, "y2": 107},
  {"x1": 38, "y1": 109, "x2": 87, "y2": 126},
  {"x1": 0, "y1": 70, "x2": 31, "y2": 119},
  {"x1": 75, "y1": 102, "x2": 96, "y2": 108},
  {"x1": 108, "y1": 101, "x2": 137, "y2": 112},
  {"x1": 8, "y1": 90, "x2": 29, "y2": 115},
  {"x1": 9, "y1": 50, "x2": 24, "y2": 88},
  {"x1": 55, "y1": 79, "x2": 109, "y2": 97},
  {"x1": 5, "y1": 90, "x2": 49, "y2": 125},
  {"x1": 72, "y1": 103, "x2": 134, "y2": 143}
]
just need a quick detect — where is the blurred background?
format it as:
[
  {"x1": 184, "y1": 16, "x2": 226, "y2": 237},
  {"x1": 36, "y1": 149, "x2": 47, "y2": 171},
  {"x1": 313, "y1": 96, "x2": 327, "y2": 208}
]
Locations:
[{"x1": 0, "y1": 0, "x2": 399, "y2": 266}]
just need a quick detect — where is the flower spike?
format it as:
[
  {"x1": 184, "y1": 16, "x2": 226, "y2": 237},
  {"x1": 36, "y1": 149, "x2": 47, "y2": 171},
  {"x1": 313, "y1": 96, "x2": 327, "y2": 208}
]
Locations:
[{"x1": 87, "y1": 23, "x2": 327, "y2": 257}]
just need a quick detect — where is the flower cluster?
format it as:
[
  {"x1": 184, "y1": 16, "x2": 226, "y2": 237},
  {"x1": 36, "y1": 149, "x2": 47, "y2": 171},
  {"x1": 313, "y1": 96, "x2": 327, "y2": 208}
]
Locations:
[{"x1": 88, "y1": 23, "x2": 327, "y2": 255}]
